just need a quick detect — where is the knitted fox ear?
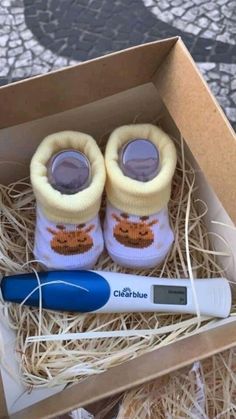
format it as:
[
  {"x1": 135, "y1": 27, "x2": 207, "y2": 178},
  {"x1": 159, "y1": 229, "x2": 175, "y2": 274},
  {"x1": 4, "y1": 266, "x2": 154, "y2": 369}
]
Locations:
[
  {"x1": 112, "y1": 213, "x2": 121, "y2": 222},
  {"x1": 140, "y1": 216, "x2": 149, "y2": 221},
  {"x1": 140, "y1": 216, "x2": 158, "y2": 226},
  {"x1": 47, "y1": 227, "x2": 57, "y2": 235},
  {"x1": 148, "y1": 219, "x2": 158, "y2": 227},
  {"x1": 77, "y1": 224, "x2": 86, "y2": 229},
  {"x1": 85, "y1": 224, "x2": 95, "y2": 233},
  {"x1": 56, "y1": 224, "x2": 66, "y2": 230}
]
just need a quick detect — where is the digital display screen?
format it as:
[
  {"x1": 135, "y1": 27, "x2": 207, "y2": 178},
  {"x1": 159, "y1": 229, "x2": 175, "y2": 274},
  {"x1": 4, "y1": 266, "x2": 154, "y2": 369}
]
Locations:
[{"x1": 153, "y1": 285, "x2": 187, "y2": 305}]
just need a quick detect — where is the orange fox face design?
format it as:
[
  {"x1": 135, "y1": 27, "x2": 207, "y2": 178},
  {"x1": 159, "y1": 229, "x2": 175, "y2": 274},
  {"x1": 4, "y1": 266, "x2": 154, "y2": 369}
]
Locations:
[
  {"x1": 112, "y1": 213, "x2": 158, "y2": 248},
  {"x1": 47, "y1": 224, "x2": 94, "y2": 255}
]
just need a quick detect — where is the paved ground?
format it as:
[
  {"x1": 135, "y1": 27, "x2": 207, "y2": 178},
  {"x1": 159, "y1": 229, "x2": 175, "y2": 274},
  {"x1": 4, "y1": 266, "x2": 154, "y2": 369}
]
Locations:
[{"x1": 0, "y1": 0, "x2": 235, "y2": 128}]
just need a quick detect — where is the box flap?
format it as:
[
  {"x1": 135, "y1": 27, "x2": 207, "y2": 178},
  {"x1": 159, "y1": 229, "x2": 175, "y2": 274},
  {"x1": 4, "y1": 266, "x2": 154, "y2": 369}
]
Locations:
[
  {"x1": 153, "y1": 38, "x2": 236, "y2": 224},
  {"x1": 0, "y1": 38, "x2": 177, "y2": 129}
]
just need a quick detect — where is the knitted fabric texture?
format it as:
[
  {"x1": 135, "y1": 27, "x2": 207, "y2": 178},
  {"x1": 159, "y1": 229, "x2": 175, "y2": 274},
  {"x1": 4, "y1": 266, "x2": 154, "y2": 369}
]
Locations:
[
  {"x1": 104, "y1": 202, "x2": 173, "y2": 269},
  {"x1": 105, "y1": 124, "x2": 177, "y2": 216},
  {"x1": 30, "y1": 130, "x2": 106, "y2": 224},
  {"x1": 34, "y1": 207, "x2": 104, "y2": 270},
  {"x1": 104, "y1": 124, "x2": 176, "y2": 269},
  {"x1": 31, "y1": 131, "x2": 105, "y2": 269}
]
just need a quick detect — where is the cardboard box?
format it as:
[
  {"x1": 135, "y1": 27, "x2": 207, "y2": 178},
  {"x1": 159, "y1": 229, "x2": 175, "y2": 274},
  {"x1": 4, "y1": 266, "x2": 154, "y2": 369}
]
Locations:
[{"x1": 0, "y1": 37, "x2": 236, "y2": 418}]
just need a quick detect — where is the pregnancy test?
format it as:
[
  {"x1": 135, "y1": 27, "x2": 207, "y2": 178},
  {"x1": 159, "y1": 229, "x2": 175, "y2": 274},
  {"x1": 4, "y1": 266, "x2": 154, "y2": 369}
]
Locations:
[{"x1": 0, "y1": 270, "x2": 231, "y2": 318}]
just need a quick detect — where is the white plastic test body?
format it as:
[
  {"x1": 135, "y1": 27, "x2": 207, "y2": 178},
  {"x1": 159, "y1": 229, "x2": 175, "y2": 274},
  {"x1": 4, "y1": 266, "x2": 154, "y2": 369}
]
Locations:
[
  {"x1": 1, "y1": 270, "x2": 232, "y2": 318},
  {"x1": 94, "y1": 272, "x2": 231, "y2": 318}
]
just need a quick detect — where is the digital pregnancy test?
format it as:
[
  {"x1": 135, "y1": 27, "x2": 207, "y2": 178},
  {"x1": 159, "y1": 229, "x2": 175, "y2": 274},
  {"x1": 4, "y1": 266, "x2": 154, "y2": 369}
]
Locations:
[{"x1": 0, "y1": 270, "x2": 231, "y2": 318}]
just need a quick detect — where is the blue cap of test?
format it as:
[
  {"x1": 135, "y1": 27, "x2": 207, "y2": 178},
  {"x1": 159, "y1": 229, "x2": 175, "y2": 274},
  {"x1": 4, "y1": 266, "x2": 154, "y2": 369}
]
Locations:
[{"x1": 1, "y1": 271, "x2": 110, "y2": 312}]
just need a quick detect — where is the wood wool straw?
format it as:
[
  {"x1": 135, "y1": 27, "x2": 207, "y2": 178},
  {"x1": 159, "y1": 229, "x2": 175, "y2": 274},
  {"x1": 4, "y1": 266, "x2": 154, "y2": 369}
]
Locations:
[
  {"x1": 0, "y1": 129, "x2": 234, "y2": 389},
  {"x1": 105, "y1": 348, "x2": 236, "y2": 419}
]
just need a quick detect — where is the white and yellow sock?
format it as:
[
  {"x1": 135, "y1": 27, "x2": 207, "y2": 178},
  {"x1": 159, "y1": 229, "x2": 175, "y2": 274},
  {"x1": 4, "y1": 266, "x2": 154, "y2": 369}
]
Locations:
[
  {"x1": 104, "y1": 124, "x2": 177, "y2": 269},
  {"x1": 30, "y1": 131, "x2": 106, "y2": 270}
]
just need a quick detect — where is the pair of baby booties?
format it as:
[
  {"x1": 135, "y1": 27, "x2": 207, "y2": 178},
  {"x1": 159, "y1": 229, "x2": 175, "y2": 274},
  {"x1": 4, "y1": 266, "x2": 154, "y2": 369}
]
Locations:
[{"x1": 30, "y1": 124, "x2": 177, "y2": 270}]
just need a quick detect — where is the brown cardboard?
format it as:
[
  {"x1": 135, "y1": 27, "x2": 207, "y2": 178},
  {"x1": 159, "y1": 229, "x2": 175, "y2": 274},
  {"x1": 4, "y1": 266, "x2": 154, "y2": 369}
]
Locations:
[
  {"x1": 0, "y1": 83, "x2": 163, "y2": 185},
  {"x1": 0, "y1": 372, "x2": 7, "y2": 419},
  {"x1": 0, "y1": 37, "x2": 235, "y2": 417},
  {"x1": 0, "y1": 37, "x2": 177, "y2": 129},
  {"x1": 153, "y1": 40, "x2": 236, "y2": 224}
]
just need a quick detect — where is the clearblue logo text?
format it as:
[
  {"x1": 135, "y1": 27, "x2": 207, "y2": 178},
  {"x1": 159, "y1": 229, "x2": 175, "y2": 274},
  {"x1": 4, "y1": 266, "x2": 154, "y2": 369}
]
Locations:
[{"x1": 113, "y1": 287, "x2": 148, "y2": 299}]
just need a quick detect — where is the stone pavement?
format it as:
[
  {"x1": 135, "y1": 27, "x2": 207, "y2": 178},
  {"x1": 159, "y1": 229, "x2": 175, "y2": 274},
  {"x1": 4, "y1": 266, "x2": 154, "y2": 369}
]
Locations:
[{"x1": 0, "y1": 0, "x2": 235, "y2": 128}]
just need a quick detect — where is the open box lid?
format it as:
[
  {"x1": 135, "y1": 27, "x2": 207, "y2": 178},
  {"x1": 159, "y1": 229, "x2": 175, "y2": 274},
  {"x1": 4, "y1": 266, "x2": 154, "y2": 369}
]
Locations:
[
  {"x1": 0, "y1": 37, "x2": 236, "y2": 418},
  {"x1": 0, "y1": 37, "x2": 235, "y2": 223}
]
